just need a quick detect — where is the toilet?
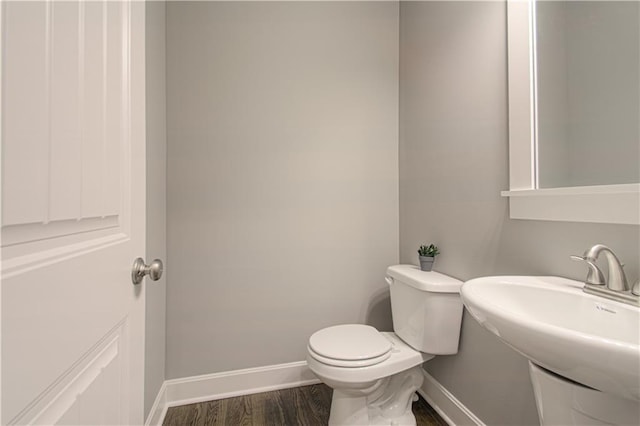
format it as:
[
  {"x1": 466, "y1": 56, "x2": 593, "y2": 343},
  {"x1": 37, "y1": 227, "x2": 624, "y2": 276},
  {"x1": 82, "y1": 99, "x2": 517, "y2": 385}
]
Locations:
[{"x1": 306, "y1": 264, "x2": 464, "y2": 426}]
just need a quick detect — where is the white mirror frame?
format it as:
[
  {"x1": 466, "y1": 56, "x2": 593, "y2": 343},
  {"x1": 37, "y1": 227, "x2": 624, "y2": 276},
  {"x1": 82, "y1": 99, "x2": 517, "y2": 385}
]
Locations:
[{"x1": 502, "y1": 0, "x2": 640, "y2": 225}]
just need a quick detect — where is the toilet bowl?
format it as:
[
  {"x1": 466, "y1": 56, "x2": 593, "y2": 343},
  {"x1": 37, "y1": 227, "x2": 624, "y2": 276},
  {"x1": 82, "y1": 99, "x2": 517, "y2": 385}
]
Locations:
[
  {"x1": 306, "y1": 265, "x2": 463, "y2": 426},
  {"x1": 307, "y1": 326, "x2": 433, "y2": 425}
]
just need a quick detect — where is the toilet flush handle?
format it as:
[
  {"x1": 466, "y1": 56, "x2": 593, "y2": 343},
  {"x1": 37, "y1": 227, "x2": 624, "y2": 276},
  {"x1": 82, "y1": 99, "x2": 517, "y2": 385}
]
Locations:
[{"x1": 385, "y1": 276, "x2": 394, "y2": 286}]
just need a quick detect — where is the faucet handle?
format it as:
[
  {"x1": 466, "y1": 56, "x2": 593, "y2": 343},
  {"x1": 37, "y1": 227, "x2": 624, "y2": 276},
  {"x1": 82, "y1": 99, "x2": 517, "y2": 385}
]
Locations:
[
  {"x1": 571, "y1": 255, "x2": 606, "y2": 286},
  {"x1": 632, "y1": 280, "x2": 640, "y2": 296}
]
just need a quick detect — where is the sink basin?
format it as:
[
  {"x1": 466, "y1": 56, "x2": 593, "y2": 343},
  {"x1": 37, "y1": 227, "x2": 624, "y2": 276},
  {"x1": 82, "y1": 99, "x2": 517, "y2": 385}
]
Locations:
[{"x1": 461, "y1": 276, "x2": 640, "y2": 401}]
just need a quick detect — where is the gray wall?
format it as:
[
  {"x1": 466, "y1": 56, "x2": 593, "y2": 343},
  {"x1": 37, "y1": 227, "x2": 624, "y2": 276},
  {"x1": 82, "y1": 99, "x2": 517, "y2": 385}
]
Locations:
[
  {"x1": 166, "y1": 1, "x2": 399, "y2": 379},
  {"x1": 144, "y1": 1, "x2": 167, "y2": 418},
  {"x1": 399, "y1": 2, "x2": 639, "y2": 425}
]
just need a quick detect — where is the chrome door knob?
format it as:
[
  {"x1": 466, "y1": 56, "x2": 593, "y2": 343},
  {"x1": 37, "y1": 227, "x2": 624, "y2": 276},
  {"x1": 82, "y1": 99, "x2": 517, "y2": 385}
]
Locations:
[{"x1": 131, "y1": 258, "x2": 163, "y2": 285}]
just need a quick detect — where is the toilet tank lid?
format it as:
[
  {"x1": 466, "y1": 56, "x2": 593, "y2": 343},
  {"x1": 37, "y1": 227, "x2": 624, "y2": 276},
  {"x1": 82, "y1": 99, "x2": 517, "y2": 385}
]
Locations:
[{"x1": 386, "y1": 264, "x2": 463, "y2": 293}]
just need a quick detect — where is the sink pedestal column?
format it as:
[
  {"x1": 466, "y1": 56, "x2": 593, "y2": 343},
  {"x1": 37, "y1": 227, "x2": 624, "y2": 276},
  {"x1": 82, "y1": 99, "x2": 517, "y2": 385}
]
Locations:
[{"x1": 529, "y1": 363, "x2": 639, "y2": 426}]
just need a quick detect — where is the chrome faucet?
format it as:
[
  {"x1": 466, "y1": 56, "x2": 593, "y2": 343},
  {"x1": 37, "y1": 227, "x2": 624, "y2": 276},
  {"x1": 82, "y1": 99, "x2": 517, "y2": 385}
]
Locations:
[
  {"x1": 571, "y1": 244, "x2": 637, "y2": 306},
  {"x1": 582, "y1": 244, "x2": 628, "y2": 291},
  {"x1": 569, "y1": 253, "x2": 605, "y2": 286}
]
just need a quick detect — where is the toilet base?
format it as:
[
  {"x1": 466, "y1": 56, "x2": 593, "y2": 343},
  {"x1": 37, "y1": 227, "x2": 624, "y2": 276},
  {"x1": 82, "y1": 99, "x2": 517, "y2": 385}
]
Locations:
[{"x1": 328, "y1": 366, "x2": 424, "y2": 426}]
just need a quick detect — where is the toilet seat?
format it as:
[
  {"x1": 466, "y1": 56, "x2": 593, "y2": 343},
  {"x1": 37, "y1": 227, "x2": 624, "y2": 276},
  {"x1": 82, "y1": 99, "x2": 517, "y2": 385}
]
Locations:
[
  {"x1": 306, "y1": 331, "x2": 432, "y2": 385},
  {"x1": 308, "y1": 346, "x2": 392, "y2": 367},
  {"x1": 308, "y1": 324, "x2": 392, "y2": 367}
]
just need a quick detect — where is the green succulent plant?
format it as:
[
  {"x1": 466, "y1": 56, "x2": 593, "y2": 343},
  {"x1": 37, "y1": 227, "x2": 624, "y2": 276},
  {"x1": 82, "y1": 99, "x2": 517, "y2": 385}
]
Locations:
[{"x1": 418, "y1": 244, "x2": 440, "y2": 257}]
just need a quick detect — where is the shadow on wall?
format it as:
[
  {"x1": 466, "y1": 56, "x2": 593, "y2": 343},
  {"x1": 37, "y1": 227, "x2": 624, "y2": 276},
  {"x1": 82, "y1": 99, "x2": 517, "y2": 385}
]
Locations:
[{"x1": 366, "y1": 288, "x2": 393, "y2": 331}]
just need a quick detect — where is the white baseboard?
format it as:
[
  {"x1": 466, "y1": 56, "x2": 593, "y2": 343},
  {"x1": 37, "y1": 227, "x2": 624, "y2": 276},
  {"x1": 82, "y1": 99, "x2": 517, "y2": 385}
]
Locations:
[
  {"x1": 418, "y1": 369, "x2": 485, "y2": 426},
  {"x1": 145, "y1": 362, "x2": 483, "y2": 426},
  {"x1": 145, "y1": 361, "x2": 320, "y2": 426}
]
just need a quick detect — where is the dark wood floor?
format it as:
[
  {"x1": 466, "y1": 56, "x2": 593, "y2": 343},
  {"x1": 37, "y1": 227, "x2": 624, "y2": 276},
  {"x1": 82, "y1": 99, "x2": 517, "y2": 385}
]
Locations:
[{"x1": 163, "y1": 383, "x2": 448, "y2": 426}]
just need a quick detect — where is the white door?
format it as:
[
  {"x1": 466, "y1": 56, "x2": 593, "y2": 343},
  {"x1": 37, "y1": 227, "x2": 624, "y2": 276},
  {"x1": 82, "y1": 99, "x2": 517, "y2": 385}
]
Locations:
[{"x1": 1, "y1": 1, "x2": 146, "y2": 424}]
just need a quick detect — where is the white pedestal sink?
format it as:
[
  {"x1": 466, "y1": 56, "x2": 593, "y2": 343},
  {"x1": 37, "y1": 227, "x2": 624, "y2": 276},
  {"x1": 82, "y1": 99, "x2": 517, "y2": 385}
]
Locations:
[{"x1": 461, "y1": 276, "x2": 640, "y2": 425}]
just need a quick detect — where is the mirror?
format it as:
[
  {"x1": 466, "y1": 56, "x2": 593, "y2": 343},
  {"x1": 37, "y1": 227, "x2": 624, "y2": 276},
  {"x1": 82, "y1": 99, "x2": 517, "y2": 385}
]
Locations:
[
  {"x1": 503, "y1": 0, "x2": 639, "y2": 225},
  {"x1": 535, "y1": 1, "x2": 639, "y2": 188}
]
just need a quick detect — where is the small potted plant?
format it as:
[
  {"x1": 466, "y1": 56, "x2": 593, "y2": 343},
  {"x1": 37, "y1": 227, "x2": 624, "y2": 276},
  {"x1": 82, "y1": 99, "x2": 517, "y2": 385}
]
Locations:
[{"x1": 417, "y1": 244, "x2": 440, "y2": 271}]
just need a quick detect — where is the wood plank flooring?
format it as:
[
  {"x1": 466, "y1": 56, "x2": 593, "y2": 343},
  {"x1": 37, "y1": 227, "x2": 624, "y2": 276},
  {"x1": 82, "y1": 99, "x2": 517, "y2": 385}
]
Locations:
[{"x1": 163, "y1": 383, "x2": 448, "y2": 426}]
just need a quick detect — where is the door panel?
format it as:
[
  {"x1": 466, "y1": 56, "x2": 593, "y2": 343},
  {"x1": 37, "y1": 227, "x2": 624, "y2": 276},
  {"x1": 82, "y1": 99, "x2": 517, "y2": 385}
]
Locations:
[{"x1": 1, "y1": 1, "x2": 145, "y2": 424}]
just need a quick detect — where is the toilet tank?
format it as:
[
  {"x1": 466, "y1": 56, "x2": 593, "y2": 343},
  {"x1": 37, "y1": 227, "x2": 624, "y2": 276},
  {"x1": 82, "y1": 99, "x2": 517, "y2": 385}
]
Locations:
[{"x1": 386, "y1": 265, "x2": 463, "y2": 355}]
